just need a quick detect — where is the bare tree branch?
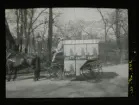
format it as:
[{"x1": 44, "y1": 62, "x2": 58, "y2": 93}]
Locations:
[
  {"x1": 53, "y1": 12, "x2": 62, "y2": 20},
  {"x1": 120, "y1": 24, "x2": 128, "y2": 36},
  {"x1": 119, "y1": 20, "x2": 128, "y2": 36},
  {"x1": 32, "y1": 8, "x2": 47, "y2": 25},
  {"x1": 30, "y1": 22, "x2": 46, "y2": 34},
  {"x1": 97, "y1": 8, "x2": 107, "y2": 25},
  {"x1": 80, "y1": 27, "x2": 91, "y2": 36},
  {"x1": 54, "y1": 23, "x2": 64, "y2": 36},
  {"x1": 28, "y1": 9, "x2": 35, "y2": 36},
  {"x1": 106, "y1": 21, "x2": 115, "y2": 34},
  {"x1": 78, "y1": 23, "x2": 92, "y2": 36},
  {"x1": 41, "y1": 24, "x2": 47, "y2": 36}
]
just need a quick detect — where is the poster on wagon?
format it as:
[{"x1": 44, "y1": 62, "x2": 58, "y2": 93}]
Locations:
[
  {"x1": 64, "y1": 40, "x2": 99, "y2": 76},
  {"x1": 64, "y1": 43, "x2": 75, "y2": 72}
]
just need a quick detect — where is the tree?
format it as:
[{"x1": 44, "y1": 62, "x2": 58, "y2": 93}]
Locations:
[
  {"x1": 97, "y1": 9, "x2": 115, "y2": 42},
  {"x1": 115, "y1": 9, "x2": 123, "y2": 63},
  {"x1": 47, "y1": 8, "x2": 53, "y2": 66},
  {"x1": 96, "y1": 9, "x2": 128, "y2": 63},
  {"x1": 23, "y1": 9, "x2": 28, "y2": 53},
  {"x1": 109, "y1": 9, "x2": 128, "y2": 64},
  {"x1": 14, "y1": 9, "x2": 20, "y2": 52},
  {"x1": 7, "y1": 8, "x2": 49, "y2": 53}
]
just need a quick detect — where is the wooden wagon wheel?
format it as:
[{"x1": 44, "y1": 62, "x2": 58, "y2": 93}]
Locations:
[
  {"x1": 80, "y1": 63, "x2": 92, "y2": 78},
  {"x1": 50, "y1": 63, "x2": 63, "y2": 79},
  {"x1": 81, "y1": 60, "x2": 103, "y2": 80},
  {"x1": 90, "y1": 61, "x2": 103, "y2": 80}
]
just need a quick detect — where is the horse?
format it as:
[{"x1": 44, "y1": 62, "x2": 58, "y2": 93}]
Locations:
[{"x1": 6, "y1": 53, "x2": 37, "y2": 82}]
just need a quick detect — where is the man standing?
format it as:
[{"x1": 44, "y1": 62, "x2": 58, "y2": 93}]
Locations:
[
  {"x1": 32, "y1": 54, "x2": 37, "y2": 81},
  {"x1": 36, "y1": 55, "x2": 41, "y2": 80}
]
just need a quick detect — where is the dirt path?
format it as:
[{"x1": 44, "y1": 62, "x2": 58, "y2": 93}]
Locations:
[{"x1": 6, "y1": 64, "x2": 128, "y2": 98}]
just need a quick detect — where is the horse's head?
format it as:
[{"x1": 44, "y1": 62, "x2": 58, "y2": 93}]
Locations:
[{"x1": 23, "y1": 55, "x2": 36, "y2": 67}]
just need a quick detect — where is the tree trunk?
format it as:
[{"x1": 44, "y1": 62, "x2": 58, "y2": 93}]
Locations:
[
  {"x1": 47, "y1": 8, "x2": 53, "y2": 66},
  {"x1": 120, "y1": 49, "x2": 124, "y2": 63},
  {"x1": 15, "y1": 9, "x2": 20, "y2": 53},
  {"x1": 116, "y1": 9, "x2": 123, "y2": 64},
  {"x1": 28, "y1": 9, "x2": 34, "y2": 54},
  {"x1": 104, "y1": 24, "x2": 108, "y2": 64},
  {"x1": 32, "y1": 32, "x2": 36, "y2": 52},
  {"x1": 20, "y1": 9, "x2": 24, "y2": 53},
  {"x1": 23, "y1": 9, "x2": 28, "y2": 54},
  {"x1": 19, "y1": 39, "x2": 22, "y2": 52},
  {"x1": 105, "y1": 24, "x2": 107, "y2": 42}
]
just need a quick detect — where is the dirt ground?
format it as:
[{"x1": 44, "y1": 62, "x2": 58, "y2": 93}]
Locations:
[{"x1": 6, "y1": 64, "x2": 128, "y2": 98}]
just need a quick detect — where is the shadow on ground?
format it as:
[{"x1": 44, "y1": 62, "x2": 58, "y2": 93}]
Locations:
[
  {"x1": 101, "y1": 72, "x2": 119, "y2": 79},
  {"x1": 7, "y1": 71, "x2": 119, "y2": 83},
  {"x1": 71, "y1": 72, "x2": 119, "y2": 83},
  {"x1": 16, "y1": 75, "x2": 47, "y2": 81}
]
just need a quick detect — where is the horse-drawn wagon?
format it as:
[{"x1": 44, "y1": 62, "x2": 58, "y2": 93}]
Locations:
[{"x1": 48, "y1": 39, "x2": 103, "y2": 80}]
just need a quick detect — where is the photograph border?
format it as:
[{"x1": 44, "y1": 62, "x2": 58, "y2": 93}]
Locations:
[{"x1": 4, "y1": 0, "x2": 137, "y2": 104}]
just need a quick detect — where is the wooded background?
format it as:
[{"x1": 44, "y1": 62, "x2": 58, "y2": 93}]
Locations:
[{"x1": 5, "y1": 8, "x2": 128, "y2": 69}]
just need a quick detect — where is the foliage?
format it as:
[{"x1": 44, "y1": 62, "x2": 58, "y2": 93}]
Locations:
[{"x1": 99, "y1": 41, "x2": 128, "y2": 65}]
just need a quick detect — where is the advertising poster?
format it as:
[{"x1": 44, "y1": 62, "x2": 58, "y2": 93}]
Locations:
[{"x1": 64, "y1": 40, "x2": 99, "y2": 76}]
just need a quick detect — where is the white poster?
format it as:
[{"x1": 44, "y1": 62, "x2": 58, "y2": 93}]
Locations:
[{"x1": 64, "y1": 40, "x2": 99, "y2": 76}]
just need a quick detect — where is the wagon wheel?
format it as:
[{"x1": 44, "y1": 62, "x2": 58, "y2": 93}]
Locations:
[
  {"x1": 90, "y1": 62, "x2": 103, "y2": 80},
  {"x1": 81, "y1": 64, "x2": 92, "y2": 79},
  {"x1": 81, "y1": 61, "x2": 102, "y2": 80},
  {"x1": 50, "y1": 64, "x2": 63, "y2": 79}
]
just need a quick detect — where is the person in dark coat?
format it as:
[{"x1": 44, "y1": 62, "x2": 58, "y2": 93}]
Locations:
[
  {"x1": 36, "y1": 55, "x2": 41, "y2": 80},
  {"x1": 32, "y1": 54, "x2": 37, "y2": 81},
  {"x1": 32, "y1": 54, "x2": 41, "y2": 81}
]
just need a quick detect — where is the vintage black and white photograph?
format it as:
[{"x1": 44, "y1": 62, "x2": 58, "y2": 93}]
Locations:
[{"x1": 6, "y1": 8, "x2": 128, "y2": 98}]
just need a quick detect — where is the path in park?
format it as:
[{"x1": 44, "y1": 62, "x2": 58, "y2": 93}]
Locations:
[{"x1": 6, "y1": 64, "x2": 128, "y2": 98}]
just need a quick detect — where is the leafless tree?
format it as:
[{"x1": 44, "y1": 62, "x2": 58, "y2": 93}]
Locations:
[
  {"x1": 97, "y1": 9, "x2": 116, "y2": 42},
  {"x1": 47, "y1": 8, "x2": 53, "y2": 66},
  {"x1": 108, "y1": 9, "x2": 128, "y2": 63}
]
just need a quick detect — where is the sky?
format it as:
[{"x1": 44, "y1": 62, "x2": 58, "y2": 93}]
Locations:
[
  {"x1": 56, "y1": 8, "x2": 115, "y2": 24},
  {"x1": 35, "y1": 8, "x2": 115, "y2": 25},
  {"x1": 58, "y1": 8, "x2": 101, "y2": 23}
]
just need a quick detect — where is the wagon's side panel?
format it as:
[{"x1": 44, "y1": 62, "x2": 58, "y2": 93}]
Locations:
[
  {"x1": 64, "y1": 40, "x2": 99, "y2": 76},
  {"x1": 75, "y1": 44, "x2": 86, "y2": 76},
  {"x1": 86, "y1": 44, "x2": 99, "y2": 60}
]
